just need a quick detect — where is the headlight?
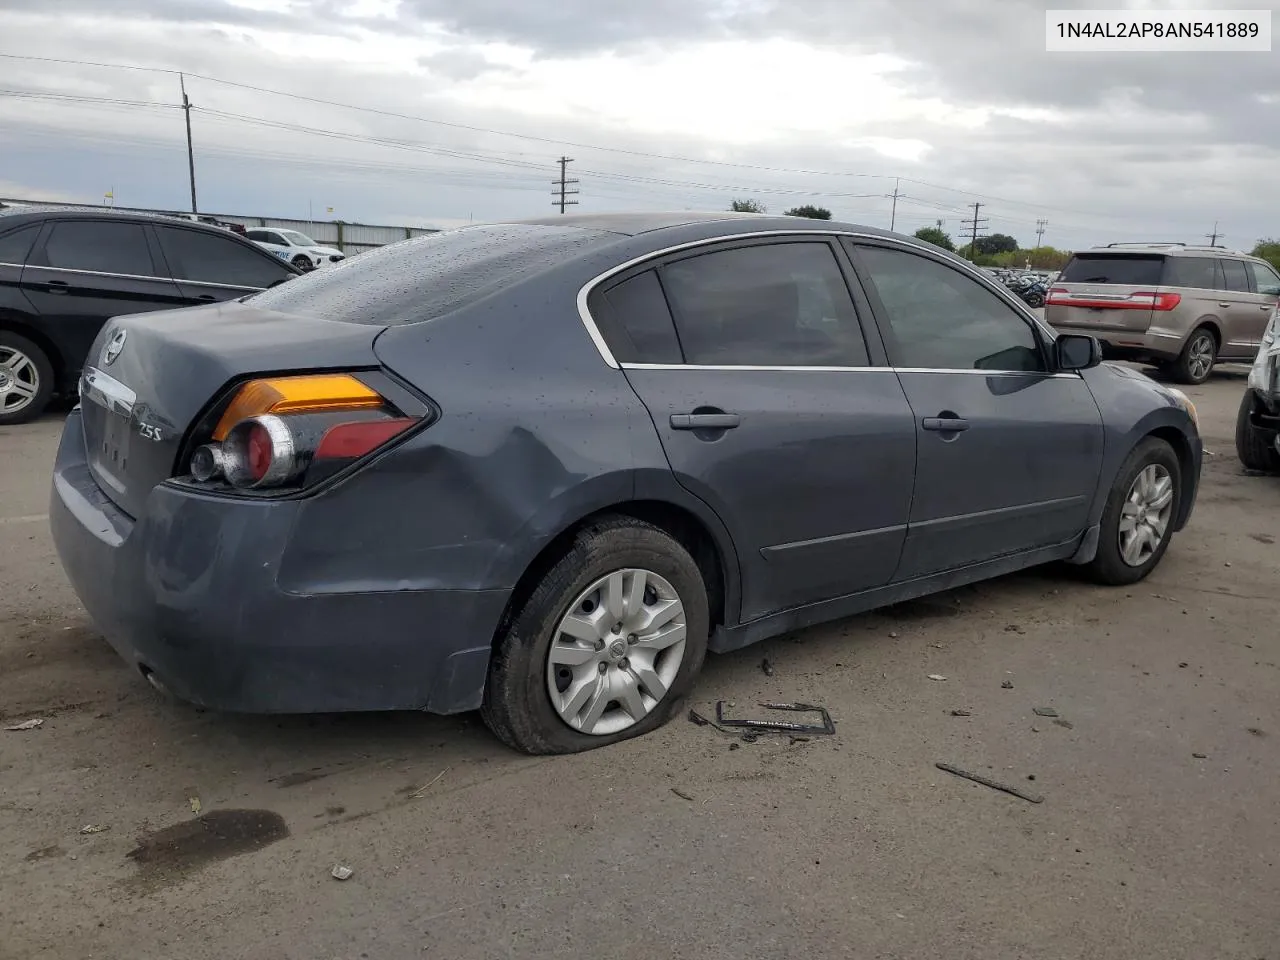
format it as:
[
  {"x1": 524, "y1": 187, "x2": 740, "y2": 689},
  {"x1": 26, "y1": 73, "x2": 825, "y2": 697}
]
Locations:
[
  {"x1": 1165, "y1": 387, "x2": 1198, "y2": 427},
  {"x1": 1262, "y1": 306, "x2": 1280, "y2": 346}
]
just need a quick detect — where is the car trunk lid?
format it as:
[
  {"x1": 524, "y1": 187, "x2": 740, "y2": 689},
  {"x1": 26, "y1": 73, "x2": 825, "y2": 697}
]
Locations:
[
  {"x1": 78, "y1": 300, "x2": 385, "y2": 519},
  {"x1": 1045, "y1": 253, "x2": 1169, "y2": 337}
]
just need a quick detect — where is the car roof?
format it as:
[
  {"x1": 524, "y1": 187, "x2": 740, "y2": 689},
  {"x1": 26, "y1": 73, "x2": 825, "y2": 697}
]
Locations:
[
  {"x1": 509, "y1": 210, "x2": 901, "y2": 240},
  {"x1": 1079, "y1": 242, "x2": 1263, "y2": 261},
  {"x1": 0, "y1": 203, "x2": 237, "y2": 236}
]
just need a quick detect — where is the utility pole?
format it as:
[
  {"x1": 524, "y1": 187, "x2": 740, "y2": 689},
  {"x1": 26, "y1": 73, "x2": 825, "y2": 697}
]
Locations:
[
  {"x1": 888, "y1": 177, "x2": 902, "y2": 231},
  {"x1": 1206, "y1": 221, "x2": 1221, "y2": 246},
  {"x1": 1035, "y1": 218, "x2": 1048, "y2": 248},
  {"x1": 180, "y1": 73, "x2": 198, "y2": 214},
  {"x1": 958, "y1": 202, "x2": 989, "y2": 260},
  {"x1": 552, "y1": 157, "x2": 579, "y2": 214}
]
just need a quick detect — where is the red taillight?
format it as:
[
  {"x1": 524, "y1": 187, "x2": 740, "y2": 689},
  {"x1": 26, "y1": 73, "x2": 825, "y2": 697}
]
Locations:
[
  {"x1": 1135, "y1": 291, "x2": 1182, "y2": 311},
  {"x1": 316, "y1": 418, "x2": 417, "y2": 460},
  {"x1": 247, "y1": 423, "x2": 273, "y2": 481},
  {"x1": 1044, "y1": 288, "x2": 1181, "y2": 311}
]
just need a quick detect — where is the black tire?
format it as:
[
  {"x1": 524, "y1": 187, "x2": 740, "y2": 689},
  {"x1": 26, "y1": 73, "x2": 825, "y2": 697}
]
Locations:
[
  {"x1": 481, "y1": 516, "x2": 710, "y2": 755},
  {"x1": 1082, "y1": 437, "x2": 1181, "y2": 586},
  {"x1": 290, "y1": 254, "x2": 313, "y2": 272},
  {"x1": 0, "y1": 331, "x2": 54, "y2": 425},
  {"x1": 1026, "y1": 292, "x2": 1045, "y2": 308},
  {"x1": 1235, "y1": 390, "x2": 1280, "y2": 473},
  {"x1": 1169, "y1": 326, "x2": 1217, "y2": 385}
]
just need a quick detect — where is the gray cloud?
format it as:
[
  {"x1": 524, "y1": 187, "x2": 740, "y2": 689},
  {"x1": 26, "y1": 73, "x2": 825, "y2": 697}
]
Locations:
[{"x1": 0, "y1": 0, "x2": 1277, "y2": 252}]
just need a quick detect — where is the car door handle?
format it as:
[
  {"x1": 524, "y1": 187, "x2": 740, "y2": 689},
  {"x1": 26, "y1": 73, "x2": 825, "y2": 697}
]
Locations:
[
  {"x1": 922, "y1": 417, "x2": 970, "y2": 432},
  {"x1": 195, "y1": 294, "x2": 218, "y2": 302},
  {"x1": 44, "y1": 280, "x2": 70, "y2": 294},
  {"x1": 1218, "y1": 302, "x2": 1233, "y2": 308},
  {"x1": 670, "y1": 413, "x2": 741, "y2": 430}
]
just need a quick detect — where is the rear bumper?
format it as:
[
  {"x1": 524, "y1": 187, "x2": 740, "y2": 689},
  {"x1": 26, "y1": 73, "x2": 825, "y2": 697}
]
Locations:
[
  {"x1": 1050, "y1": 324, "x2": 1185, "y2": 362},
  {"x1": 49, "y1": 411, "x2": 508, "y2": 715}
]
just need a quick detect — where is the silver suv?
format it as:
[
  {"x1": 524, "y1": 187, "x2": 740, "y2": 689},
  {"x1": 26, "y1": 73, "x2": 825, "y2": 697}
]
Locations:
[{"x1": 1046, "y1": 243, "x2": 1280, "y2": 384}]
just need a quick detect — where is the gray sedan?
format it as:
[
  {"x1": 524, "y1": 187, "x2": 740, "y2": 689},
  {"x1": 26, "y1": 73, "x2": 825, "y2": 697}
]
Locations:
[{"x1": 49, "y1": 212, "x2": 1203, "y2": 754}]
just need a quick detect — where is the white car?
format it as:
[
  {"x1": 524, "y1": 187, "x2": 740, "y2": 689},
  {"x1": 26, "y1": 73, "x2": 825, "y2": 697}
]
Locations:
[{"x1": 244, "y1": 228, "x2": 346, "y2": 271}]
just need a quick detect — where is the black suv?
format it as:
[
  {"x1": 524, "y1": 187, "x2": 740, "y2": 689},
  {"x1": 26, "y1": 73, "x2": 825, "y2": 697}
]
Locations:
[{"x1": 0, "y1": 206, "x2": 301, "y2": 424}]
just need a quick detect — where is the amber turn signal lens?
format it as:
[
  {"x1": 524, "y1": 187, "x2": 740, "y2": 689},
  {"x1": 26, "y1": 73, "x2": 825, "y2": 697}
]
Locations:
[{"x1": 212, "y1": 374, "x2": 382, "y2": 440}]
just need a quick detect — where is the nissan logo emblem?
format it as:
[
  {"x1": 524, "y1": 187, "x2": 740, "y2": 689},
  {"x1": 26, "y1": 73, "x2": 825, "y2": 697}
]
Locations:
[{"x1": 103, "y1": 329, "x2": 127, "y2": 366}]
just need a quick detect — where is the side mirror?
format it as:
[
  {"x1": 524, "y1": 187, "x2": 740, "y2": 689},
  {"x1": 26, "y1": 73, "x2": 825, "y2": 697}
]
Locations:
[{"x1": 1055, "y1": 333, "x2": 1102, "y2": 371}]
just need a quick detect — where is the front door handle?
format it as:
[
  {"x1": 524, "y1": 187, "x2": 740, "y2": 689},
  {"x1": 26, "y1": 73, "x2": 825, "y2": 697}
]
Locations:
[
  {"x1": 44, "y1": 280, "x2": 70, "y2": 294},
  {"x1": 195, "y1": 294, "x2": 218, "y2": 302},
  {"x1": 1218, "y1": 302, "x2": 1232, "y2": 308},
  {"x1": 671, "y1": 413, "x2": 741, "y2": 430},
  {"x1": 922, "y1": 416, "x2": 970, "y2": 432}
]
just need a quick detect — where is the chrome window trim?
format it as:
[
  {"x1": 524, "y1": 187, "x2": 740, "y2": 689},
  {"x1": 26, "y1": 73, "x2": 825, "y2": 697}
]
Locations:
[
  {"x1": 575, "y1": 228, "x2": 1058, "y2": 370},
  {"x1": 622, "y1": 362, "x2": 1078, "y2": 379},
  {"x1": 6, "y1": 261, "x2": 265, "y2": 292},
  {"x1": 20, "y1": 262, "x2": 168, "y2": 283}
]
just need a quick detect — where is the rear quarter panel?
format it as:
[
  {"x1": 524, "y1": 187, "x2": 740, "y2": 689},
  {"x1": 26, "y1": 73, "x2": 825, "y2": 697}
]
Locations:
[{"x1": 277, "y1": 239, "x2": 745, "y2": 603}]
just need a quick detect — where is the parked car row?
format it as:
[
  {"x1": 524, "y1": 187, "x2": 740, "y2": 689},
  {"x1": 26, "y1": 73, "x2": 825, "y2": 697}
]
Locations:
[
  {"x1": 45, "y1": 212, "x2": 1205, "y2": 755},
  {"x1": 0, "y1": 206, "x2": 302, "y2": 423}
]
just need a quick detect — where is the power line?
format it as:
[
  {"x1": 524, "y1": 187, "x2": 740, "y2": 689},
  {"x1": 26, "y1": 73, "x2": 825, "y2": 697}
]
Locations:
[{"x1": 0, "y1": 51, "x2": 1124, "y2": 221}]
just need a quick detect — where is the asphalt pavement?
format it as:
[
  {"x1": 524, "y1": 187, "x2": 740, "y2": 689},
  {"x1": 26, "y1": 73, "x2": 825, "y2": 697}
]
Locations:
[{"x1": 1, "y1": 367, "x2": 1278, "y2": 960}]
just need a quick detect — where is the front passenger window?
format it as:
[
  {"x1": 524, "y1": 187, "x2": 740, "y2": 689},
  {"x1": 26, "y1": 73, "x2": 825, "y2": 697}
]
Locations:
[{"x1": 854, "y1": 245, "x2": 1045, "y2": 372}]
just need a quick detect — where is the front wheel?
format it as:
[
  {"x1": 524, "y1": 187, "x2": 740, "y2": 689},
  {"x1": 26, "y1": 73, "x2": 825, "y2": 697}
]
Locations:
[
  {"x1": 290, "y1": 254, "x2": 314, "y2": 272},
  {"x1": 1082, "y1": 437, "x2": 1181, "y2": 585},
  {"x1": 481, "y1": 516, "x2": 710, "y2": 755},
  {"x1": 1170, "y1": 326, "x2": 1217, "y2": 384},
  {"x1": 1235, "y1": 390, "x2": 1280, "y2": 473}
]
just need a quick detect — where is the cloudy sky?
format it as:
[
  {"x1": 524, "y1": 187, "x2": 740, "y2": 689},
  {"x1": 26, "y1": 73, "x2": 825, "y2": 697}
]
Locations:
[{"x1": 0, "y1": 0, "x2": 1276, "y2": 252}]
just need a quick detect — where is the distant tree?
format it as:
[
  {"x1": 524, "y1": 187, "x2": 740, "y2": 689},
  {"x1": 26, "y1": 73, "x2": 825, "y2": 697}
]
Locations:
[
  {"x1": 1252, "y1": 238, "x2": 1280, "y2": 272},
  {"x1": 784, "y1": 205, "x2": 832, "y2": 220},
  {"x1": 974, "y1": 233, "x2": 1019, "y2": 256},
  {"x1": 913, "y1": 226, "x2": 955, "y2": 251},
  {"x1": 730, "y1": 199, "x2": 767, "y2": 213}
]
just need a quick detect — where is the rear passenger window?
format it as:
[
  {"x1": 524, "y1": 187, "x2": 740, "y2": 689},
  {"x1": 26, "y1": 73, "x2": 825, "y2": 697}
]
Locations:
[
  {"x1": 1163, "y1": 257, "x2": 1220, "y2": 290},
  {"x1": 43, "y1": 221, "x2": 158, "y2": 277},
  {"x1": 0, "y1": 225, "x2": 40, "y2": 265},
  {"x1": 597, "y1": 270, "x2": 682, "y2": 364},
  {"x1": 1222, "y1": 260, "x2": 1252, "y2": 293},
  {"x1": 660, "y1": 242, "x2": 868, "y2": 366}
]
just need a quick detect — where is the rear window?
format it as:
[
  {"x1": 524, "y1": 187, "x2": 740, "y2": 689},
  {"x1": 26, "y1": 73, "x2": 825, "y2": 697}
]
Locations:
[
  {"x1": 1059, "y1": 254, "x2": 1165, "y2": 285},
  {"x1": 247, "y1": 223, "x2": 612, "y2": 324}
]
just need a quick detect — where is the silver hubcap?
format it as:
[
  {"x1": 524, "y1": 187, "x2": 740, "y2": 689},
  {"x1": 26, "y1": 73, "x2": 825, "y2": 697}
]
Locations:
[
  {"x1": 546, "y1": 568, "x2": 686, "y2": 736},
  {"x1": 0, "y1": 346, "x2": 40, "y2": 414},
  {"x1": 1187, "y1": 335, "x2": 1214, "y2": 380},
  {"x1": 1118, "y1": 464, "x2": 1175, "y2": 567}
]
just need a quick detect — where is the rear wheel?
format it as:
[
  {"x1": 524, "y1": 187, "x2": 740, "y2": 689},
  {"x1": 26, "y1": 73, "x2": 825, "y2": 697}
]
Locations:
[
  {"x1": 1235, "y1": 390, "x2": 1280, "y2": 473},
  {"x1": 481, "y1": 516, "x2": 709, "y2": 755},
  {"x1": 1170, "y1": 326, "x2": 1217, "y2": 384},
  {"x1": 290, "y1": 254, "x2": 313, "y2": 272},
  {"x1": 1082, "y1": 437, "x2": 1181, "y2": 585},
  {"x1": 0, "y1": 332, "x2": 54, "y2": 425}
]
